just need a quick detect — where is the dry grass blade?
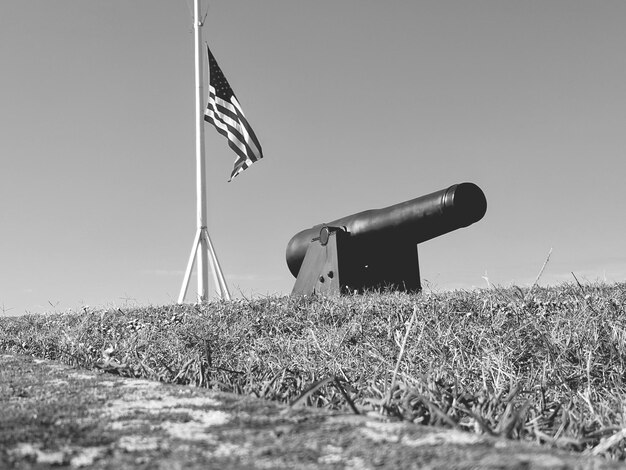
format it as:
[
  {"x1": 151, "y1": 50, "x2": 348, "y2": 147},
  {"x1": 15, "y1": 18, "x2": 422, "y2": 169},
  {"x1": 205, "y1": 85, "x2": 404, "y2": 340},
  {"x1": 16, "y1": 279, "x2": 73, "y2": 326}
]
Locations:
[
  {"x1": 455, "y1": 404, "x2": 497, "y2": 436},
  {"x1": 499, "y1": 400, "x2": 531, "y2": 439},
  {"x1": 571, "y1": 272, "x2": 599, "y2": 314},
  {"x1": 525, "y1": 248, "x2": 553, "y2": 301},
  {"x1": 172, "y1": 357, "x2": 196, "y2": 383},
  {"x1": 289, "y1": 375, "x2": 360, "y2": 414},
  {"x1": 289, "y1": 376, "x2": 335, "y2": 408},
  {"x1": 385, "y1": 305, "x2": 419, "y2": 408},
  {"x1": 418, "y1": 395, "x2": 460, "y2": 429},
  {"x1": 590, "y1": 428, "x2": 626, "y2": 456},
  {"x1": 333, "y1": 377, "x2": 360, "y2": 415}
]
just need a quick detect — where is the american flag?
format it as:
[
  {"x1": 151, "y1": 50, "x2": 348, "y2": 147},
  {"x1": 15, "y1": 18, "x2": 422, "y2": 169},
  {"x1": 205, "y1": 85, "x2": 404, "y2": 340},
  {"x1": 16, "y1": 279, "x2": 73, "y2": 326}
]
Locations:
[{"x1": 205, "y1": 46, "x2": 263, "y2": 181}]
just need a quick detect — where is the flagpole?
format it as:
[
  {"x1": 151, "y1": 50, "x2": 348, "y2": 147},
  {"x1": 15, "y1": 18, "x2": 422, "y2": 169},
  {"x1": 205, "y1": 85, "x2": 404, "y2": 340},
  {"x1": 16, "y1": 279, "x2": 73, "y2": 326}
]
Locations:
[
  {"x1": 179, "y1": 0, "x2": 231, "y2": 303},
  {"x1": 194, "y1": 0, "x2": 210, "y2": 301}
]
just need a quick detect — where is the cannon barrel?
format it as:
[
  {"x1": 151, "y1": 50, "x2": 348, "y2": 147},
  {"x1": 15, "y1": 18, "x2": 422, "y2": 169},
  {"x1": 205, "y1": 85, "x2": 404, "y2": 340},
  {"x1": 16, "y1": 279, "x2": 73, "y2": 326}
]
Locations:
[{"x1": 286, "y1": 182, "x2": 487, "y2": 278}]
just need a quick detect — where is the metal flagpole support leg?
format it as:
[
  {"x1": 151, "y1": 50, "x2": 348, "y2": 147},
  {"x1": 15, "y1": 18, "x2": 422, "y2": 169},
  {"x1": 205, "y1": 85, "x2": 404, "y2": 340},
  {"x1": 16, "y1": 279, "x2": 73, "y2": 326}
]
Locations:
[
  {"x1": 178, "y1": 228, "x2": 202, "y2": 304},
  {"x1": 203, "y1": 228, "x2": 231, "y2": 300},
  {"x1": 202, "y1": 231, "x2": 221, "y2": 299}
]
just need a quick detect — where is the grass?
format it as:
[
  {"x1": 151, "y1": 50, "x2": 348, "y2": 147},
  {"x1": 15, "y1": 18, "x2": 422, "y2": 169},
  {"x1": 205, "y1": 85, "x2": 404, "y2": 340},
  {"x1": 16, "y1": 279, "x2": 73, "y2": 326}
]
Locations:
[{"x1": 1, "y1": 282, "x2": 626, "y2": 460}]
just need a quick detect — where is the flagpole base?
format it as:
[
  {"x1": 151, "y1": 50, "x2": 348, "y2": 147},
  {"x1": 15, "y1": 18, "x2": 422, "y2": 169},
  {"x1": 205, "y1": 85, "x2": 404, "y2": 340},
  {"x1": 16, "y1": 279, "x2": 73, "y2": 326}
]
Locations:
[{"x1": 178, "y1": 228, "x2": 231, "y2": 303}]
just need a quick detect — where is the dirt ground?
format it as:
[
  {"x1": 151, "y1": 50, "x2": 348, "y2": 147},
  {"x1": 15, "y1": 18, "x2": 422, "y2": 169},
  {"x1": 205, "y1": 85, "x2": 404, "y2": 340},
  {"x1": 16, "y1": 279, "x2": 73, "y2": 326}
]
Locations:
[{"x1": 0, "y1": 354, "x2": 622, "y2": 469}]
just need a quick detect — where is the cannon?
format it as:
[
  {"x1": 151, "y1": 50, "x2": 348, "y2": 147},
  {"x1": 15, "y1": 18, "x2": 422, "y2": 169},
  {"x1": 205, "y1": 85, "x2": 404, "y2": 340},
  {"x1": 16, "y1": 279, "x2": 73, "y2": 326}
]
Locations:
[{"x1": 286, "y1": 182, "x2": 487, "y2": 296}]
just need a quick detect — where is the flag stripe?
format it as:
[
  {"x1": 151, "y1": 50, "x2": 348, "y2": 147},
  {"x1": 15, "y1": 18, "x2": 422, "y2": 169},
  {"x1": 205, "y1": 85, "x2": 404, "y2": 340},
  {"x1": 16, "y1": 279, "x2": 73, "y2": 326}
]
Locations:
[
  {"x1": 210, "y1": 90, "x2": 239, "y2": 122},
  {"x1": 205, "y1": 101, "x2": 256, "y2": 162},
  {"x1": 207, "y1": 89, "x2": 262, "y2": 159},
  {"x1": 205, "y1": 110, "x2": 248, "y2": 161},
  {"x1": 231, "y1": 96, "x2": 262, "y2": 157}
]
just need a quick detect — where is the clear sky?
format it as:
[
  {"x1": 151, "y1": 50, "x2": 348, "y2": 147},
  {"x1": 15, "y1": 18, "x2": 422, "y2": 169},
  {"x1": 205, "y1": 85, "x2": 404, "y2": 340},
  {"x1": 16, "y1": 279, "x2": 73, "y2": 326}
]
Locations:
[{"x1": 1, "y1": 1, "x2": 625, "y2": 315}]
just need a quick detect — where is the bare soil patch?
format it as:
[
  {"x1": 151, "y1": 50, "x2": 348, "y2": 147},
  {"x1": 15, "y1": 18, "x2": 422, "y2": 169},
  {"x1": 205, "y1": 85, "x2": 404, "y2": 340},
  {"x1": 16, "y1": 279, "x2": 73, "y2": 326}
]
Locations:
[{"x1": 1, "y1": 354, "x2": 621, "y2": 469}]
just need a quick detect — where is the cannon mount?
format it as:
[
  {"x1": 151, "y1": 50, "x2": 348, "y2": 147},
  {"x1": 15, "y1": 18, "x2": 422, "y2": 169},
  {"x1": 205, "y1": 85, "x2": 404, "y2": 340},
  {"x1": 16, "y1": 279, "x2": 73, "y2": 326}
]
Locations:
[{"x1": 291, "y1": 225, "x2": 420, "y2": 296}]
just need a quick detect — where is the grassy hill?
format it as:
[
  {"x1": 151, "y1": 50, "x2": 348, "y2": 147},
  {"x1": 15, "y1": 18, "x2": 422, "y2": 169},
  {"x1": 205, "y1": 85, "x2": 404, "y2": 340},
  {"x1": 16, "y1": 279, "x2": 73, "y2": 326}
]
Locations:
[{"x1": 1, "y1": 282, "x2": 625, "y2": 460}]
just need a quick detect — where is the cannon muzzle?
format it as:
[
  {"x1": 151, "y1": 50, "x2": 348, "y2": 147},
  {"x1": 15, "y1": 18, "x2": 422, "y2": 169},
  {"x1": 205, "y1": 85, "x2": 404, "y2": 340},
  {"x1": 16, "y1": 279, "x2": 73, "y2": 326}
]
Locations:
[{"x1": 286, "y1": 182, "x2": 486, "y2": 282}]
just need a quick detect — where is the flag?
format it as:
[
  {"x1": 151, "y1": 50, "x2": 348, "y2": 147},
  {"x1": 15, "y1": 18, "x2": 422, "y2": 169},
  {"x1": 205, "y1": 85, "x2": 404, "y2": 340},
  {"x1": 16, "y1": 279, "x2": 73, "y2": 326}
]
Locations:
[{"x1": 205, "y1": 46, "x2": 263, "y2": 181}]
